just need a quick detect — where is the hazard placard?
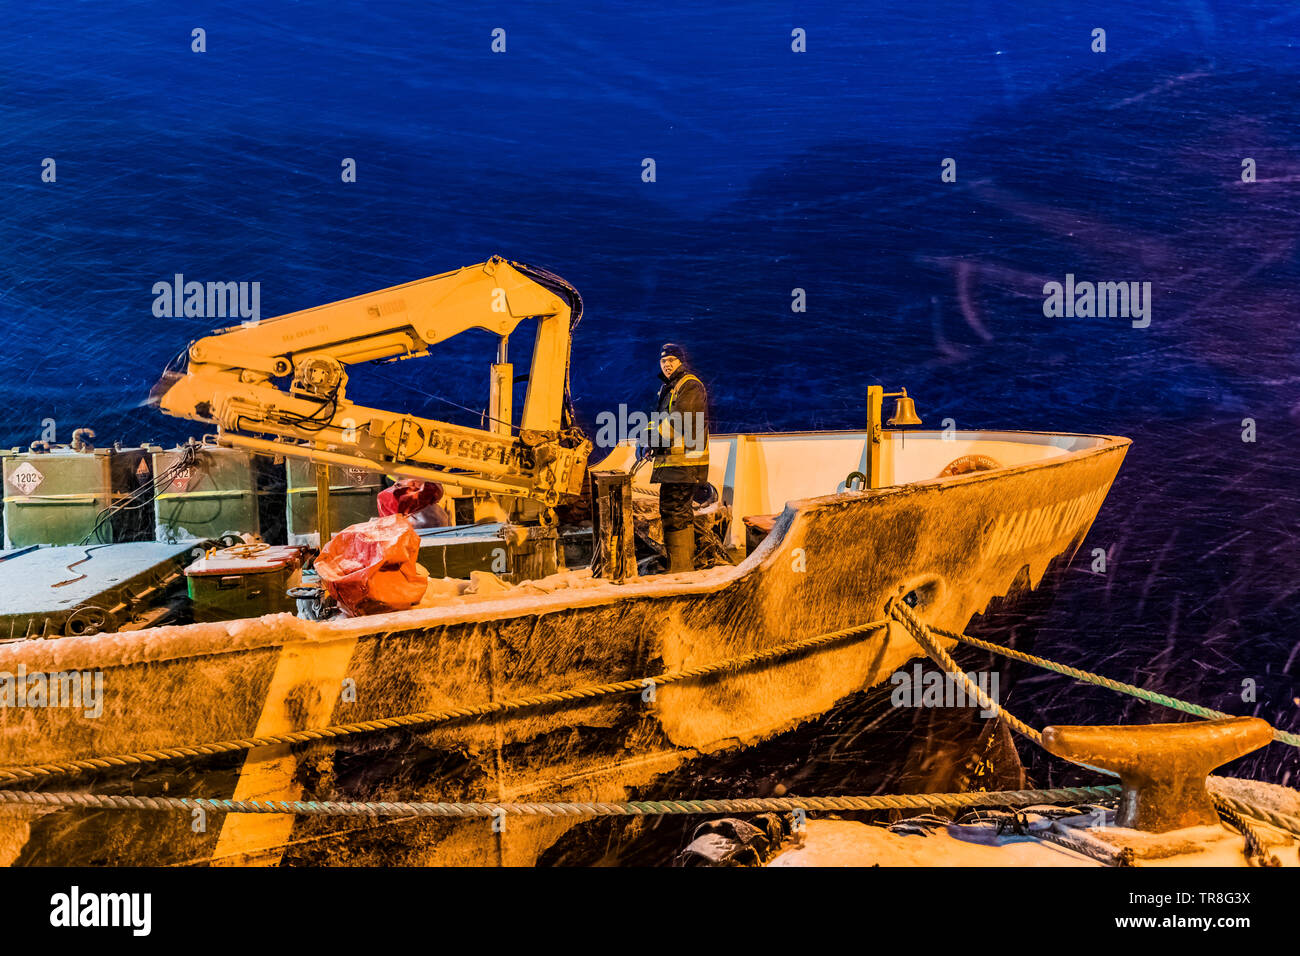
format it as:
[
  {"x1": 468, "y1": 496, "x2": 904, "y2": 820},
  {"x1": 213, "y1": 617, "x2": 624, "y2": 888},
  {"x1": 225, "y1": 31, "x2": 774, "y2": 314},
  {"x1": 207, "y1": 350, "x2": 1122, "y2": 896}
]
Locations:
[
  {"x1": 8, "y1": 462, "x2": 45, "y2": 496},
  {"x1": 170, "y1": 464, "x2": 196, "y2": 492}
]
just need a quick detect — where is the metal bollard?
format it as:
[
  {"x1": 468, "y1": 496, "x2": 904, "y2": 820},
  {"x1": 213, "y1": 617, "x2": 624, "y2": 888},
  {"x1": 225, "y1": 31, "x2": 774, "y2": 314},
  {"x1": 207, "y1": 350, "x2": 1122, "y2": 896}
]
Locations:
[{"x1": 589, "y1": 470, "x2": 636, "y2": 583}]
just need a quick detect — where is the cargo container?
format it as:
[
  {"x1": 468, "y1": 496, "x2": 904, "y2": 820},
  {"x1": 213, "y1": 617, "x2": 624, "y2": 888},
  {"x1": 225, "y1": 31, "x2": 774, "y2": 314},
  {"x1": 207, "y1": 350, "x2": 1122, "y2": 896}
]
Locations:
[
  {"x1": 284, "y1": 459, "x2": 381, "y2": 546},
  {"x1": 1, "y1": 443, "x2": 155, "y2": 548},
  {"x1": 150, "y1": 442, "x2": 266, "y2": 543}
]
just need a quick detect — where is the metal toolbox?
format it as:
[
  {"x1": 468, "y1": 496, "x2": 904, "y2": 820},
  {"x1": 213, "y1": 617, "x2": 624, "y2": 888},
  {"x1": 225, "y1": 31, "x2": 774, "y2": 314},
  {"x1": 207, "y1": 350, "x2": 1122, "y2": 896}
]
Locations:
[{"x1": 184, "y1": 543, "x2": 305, "y2": 622}]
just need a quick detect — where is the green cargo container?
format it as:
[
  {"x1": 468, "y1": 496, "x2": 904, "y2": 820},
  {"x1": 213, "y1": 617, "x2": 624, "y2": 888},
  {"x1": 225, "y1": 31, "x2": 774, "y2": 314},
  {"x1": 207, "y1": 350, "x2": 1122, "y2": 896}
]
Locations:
[
  {"x1": 1, "y1": 445, "x2": 153, "y2": 548},
  {"x1": 285, "y1": 459, "x2": 381, "y2": 546},
  {"x1": 151, "y1": 444, "x2": 262, "y2": 543},
  {"x1": 417, "y1": 522, "x2": 560, "y2": 582}
]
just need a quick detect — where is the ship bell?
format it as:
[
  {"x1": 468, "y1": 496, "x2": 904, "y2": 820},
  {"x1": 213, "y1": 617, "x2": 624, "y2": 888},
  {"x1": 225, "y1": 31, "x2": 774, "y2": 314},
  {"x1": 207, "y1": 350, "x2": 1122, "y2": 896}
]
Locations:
[{"x1": 887, "y1": 392, "x2": 922, "y2": 427}]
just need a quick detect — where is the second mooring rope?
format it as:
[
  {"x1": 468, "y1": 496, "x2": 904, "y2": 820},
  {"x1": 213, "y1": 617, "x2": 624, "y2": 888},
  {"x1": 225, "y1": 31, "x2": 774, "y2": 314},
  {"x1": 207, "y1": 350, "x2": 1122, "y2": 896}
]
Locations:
[
  {"x1": 0, "y1": 785, "x2": 1121, "y2": 818},
  {"x1": 927, "y1": 620, "x2": 1300, "y2": 749}
]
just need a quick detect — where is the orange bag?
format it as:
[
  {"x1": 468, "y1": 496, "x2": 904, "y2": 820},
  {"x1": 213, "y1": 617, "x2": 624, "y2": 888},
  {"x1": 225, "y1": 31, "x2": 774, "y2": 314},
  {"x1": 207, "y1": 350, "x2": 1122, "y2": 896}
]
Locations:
[{"x1": 314, "y1": 514, "x2": 429, "y2": 616}]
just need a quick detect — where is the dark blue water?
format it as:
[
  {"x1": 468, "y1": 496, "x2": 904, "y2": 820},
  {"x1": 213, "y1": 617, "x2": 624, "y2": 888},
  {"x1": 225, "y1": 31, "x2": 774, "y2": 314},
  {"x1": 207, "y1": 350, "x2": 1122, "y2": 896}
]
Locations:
[{"x1": 2, "y1": 2, "x2": 1297, "y2": 793}]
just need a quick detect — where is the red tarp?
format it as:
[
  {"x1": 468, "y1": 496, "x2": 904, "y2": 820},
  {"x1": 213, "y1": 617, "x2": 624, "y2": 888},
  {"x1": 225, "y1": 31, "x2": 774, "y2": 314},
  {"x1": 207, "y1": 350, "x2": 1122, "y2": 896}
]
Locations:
[{"x1": 315, "y1": 514, "x2": 428, "y2": 615}]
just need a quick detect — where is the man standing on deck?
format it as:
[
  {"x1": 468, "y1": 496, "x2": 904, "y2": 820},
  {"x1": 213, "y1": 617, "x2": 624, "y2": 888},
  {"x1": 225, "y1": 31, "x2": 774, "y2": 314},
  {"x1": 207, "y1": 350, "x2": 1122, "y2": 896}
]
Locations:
[{"x1": 645, "y1": 342, "x2": 710, "y2": 573}]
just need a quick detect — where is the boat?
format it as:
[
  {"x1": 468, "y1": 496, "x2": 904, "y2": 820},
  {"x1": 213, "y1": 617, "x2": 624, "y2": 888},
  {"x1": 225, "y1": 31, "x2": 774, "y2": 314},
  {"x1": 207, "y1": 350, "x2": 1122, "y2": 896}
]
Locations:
[{"x1": 0, "y1": 417, "x2": 1129, "y2": 865}]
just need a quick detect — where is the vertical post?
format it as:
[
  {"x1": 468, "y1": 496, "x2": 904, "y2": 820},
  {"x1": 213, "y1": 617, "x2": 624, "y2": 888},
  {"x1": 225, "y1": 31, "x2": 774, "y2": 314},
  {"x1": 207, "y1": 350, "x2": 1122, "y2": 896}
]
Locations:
[
  {"x1": 866, "y1": 385, "x2": 884, "y2": 490},
  {"x1": 589, "y1": 470, "x2": 636, "y2": 583},
  {"x1": 314, "y1": 463, "x2": 332, "y2": 546},
  {"x1": 490, "y1": 335, "x2": 512, "y2": 436}
]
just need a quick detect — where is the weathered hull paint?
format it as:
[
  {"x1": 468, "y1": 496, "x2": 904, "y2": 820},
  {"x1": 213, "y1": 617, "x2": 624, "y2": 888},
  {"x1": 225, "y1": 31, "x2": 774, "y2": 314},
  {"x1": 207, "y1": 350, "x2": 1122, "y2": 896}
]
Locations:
[{"x1": 0, "y1": 434, "x2": 1129, "y2": 866}]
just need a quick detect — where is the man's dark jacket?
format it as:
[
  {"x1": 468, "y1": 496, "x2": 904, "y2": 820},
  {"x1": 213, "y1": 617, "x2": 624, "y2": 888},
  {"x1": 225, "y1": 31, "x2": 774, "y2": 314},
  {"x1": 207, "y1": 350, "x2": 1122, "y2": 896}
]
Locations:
[{"x1": 650, "y1": 365, "x2": 710, "y2": 484}]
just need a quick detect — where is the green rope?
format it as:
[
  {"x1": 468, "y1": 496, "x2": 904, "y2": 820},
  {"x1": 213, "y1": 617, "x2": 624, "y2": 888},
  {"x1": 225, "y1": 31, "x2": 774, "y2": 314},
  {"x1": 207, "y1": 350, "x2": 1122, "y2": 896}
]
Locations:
[
  {"x1": 930, "y1": 623, "x2": 1300, "y2": 749},
  {"x1": 0, "y1": 785, "x2": 1121, "y2": 818}
]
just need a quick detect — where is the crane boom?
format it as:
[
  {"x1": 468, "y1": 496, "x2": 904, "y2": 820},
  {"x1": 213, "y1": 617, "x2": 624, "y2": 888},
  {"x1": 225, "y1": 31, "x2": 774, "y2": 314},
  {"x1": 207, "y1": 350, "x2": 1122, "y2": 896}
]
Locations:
[{"x1": 149, "y1": 256, "x2": 591, "y2": 511}]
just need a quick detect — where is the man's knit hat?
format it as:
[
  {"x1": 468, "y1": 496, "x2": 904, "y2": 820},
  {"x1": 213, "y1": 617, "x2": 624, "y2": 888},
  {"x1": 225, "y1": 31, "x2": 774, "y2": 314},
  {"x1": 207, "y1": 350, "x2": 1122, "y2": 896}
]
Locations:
[{"x1": 660, "y1": 342, "x2": 686, "y2": 363}]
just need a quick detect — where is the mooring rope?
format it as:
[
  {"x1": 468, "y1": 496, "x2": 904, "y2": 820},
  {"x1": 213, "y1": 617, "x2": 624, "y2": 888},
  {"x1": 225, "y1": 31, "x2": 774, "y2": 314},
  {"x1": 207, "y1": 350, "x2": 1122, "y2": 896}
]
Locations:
[
  {"x1": 1214, "y1": 797, "x2": 1283, "y2": 865},
  {"x1": 2, "y1": 602, "x2": 1296, "y2": 861},
  {"x1": 928, "y1": 622, "x2": 1300, "y2": 749},
  {"x1": 889, "y1": 599, "x2": 1043, "y2": 746},
  {"x1": 0, "y1": 785, "x2": 1121, "y2": 818},
  {"x1": 1209, "y1": 791, "x2": 1300, "y2": 841}
]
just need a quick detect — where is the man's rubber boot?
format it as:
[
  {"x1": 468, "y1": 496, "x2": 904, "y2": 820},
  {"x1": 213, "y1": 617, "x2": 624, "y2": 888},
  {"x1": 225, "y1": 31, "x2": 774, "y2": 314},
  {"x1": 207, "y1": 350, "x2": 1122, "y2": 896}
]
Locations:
[{"x1": 665, "y1": 527, "x2": 695, "y2": 573}]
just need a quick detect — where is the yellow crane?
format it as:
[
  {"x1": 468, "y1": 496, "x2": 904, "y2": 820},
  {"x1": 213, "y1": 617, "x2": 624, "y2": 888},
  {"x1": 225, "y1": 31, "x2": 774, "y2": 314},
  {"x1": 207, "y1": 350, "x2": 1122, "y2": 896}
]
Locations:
[{"x1": 149, "y1": 256, "x2": 592, "y2": 526}]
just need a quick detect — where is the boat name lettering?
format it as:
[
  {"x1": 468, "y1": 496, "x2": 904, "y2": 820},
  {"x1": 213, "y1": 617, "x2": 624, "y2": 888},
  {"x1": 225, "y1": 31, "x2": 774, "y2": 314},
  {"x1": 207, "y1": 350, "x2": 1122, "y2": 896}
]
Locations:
[{"x1": 983, "y1": 484, "x2": 1110, "y2": 557}]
